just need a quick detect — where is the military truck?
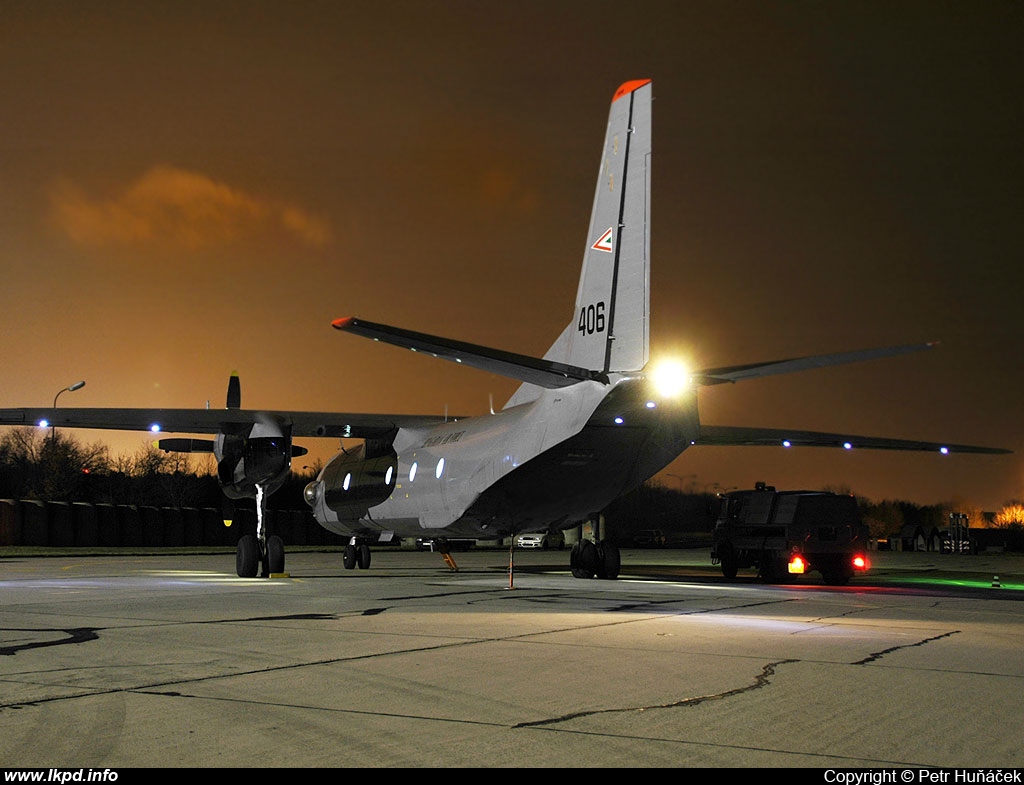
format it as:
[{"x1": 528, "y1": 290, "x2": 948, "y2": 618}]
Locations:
[{"x1": 711, "y1": 483, "x2": 870, "y2": 585}]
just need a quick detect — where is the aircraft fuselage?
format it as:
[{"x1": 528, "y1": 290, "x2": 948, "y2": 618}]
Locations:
[{"x1": 306, "y1": 376, "x2": 701, "y2": 540}]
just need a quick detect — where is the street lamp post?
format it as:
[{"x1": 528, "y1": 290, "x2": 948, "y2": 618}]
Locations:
[
  {"x1": 666, "y1": 473, "x2": 696, "y2": 493},
  {"x1": 50, "y1": 380, "x2": 85, "y2": 440}
]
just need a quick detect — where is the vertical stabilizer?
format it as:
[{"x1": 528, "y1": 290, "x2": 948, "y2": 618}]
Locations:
[
  {"x1": 504, "y1": 80, "x2": 652, "y2": 410},
  {"x1": 567, "y1": 79, "x2": 651, "y2": 374}
]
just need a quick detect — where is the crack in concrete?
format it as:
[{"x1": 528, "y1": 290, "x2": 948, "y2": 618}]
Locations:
[
  {"x1": 853, "y1": 630, "x2": 960, "y2": 665},
  {"x1": 513, "y1": 658, "x2": 799, "y2": 728}
]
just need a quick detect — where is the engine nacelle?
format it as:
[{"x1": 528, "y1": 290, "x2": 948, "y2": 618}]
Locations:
[
  {"x1": 216, "y1": 432, "x2": 293, "y2": 500},
  {"x1": 305, "y1": 442, "x2": 397, "y2": 519}
]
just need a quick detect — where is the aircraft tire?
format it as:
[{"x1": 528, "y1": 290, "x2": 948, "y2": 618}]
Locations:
[
  {"x1": 266, "y1": 535, "x2": 285, "y2": 574},
  {"x1": 570, "y1": 540, "x2": 599, "y2": 579},
  {"x1": 236, "y1": 535, "x2": 259, "y2": 578},
  {"x1": 343, "y1": 544, "x2": 357, "y2": 570},
  {"x1": 597, "y1": 541, "x2": 620, "y2": 580},
  {"x1": 357, "y1": 543, "x2": 372, "y2": 569}
]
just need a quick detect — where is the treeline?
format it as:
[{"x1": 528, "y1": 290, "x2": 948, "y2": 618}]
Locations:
[{"x1": 0, "y1": 428, "x2": 313, "y2": 511}]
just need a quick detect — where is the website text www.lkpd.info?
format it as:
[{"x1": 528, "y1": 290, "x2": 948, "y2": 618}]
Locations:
[{"x1": 4, "y1": 771, "x2": 118, "y2": 783}]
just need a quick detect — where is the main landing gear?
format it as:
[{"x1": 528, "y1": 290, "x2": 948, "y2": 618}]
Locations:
[
  {"x1": 235, "y1": 483, "x2": 286, "y2": 578},
  {"x1": 343, "y1": 539, "x2": 372, "y2": 570},
  {"x1": 569, "y1": 539, "x2": 620, "y2": 579}
]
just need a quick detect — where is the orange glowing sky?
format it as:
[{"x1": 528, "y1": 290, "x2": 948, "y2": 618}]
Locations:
[{"x1": 1, "y1": 1, "x2": 1021, "y2": 509}]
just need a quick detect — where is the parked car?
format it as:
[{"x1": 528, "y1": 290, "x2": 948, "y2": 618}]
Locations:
[
  {"x1": 633, "y1": 529, "x2": 667, "y2": 547},
  {"x1": 515, "y1": 531, "x2": 566, "y2": 550}
]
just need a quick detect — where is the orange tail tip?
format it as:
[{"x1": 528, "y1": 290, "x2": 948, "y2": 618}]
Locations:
[
  {"x1": 612, "y1": 79, "x2": 651, "y2": 103},
  {"x1": 332, "y1": 317, "x2": 354, "y2": 330}
]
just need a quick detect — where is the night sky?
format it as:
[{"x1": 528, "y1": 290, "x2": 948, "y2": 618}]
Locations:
[{"x1": 1, "y1": 1, "x2": 1021, "y2": 510}]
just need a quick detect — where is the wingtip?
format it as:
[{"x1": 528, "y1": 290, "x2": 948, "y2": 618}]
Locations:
[{"x1": 332, "y1": 317, "x2": 354, "y2": 330}]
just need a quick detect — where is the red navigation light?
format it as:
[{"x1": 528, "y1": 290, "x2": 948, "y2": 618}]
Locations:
[
  {"x1": 788, "y1": 555, "x2": 807, "y2": 574},
  {"x1": 852, "y1": 554, "x2": 869, "y2": 571}
]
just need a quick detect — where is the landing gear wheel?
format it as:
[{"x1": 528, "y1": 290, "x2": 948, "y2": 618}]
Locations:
[
  {"x1": 596, "y1": 541, "x2": 620, "y2": 579},
  {"x1": 236, "y1": 534, "x2": 259, "y2": 578},
  {"x1": 343, "y1": 544, "x2": 357, "y2": 570},
  {"x1": 357, "y1": 543, "x2": 372, "y2": 569},
  {"x1": 570, "y1": 540, "x2": 599, "y2": 579},
  {"x1": 266, "y1": 535, "x2": 285, "y2": 574}
]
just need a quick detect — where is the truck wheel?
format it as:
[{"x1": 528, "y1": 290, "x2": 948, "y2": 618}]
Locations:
[
  {"x1": 719, "y1": 543, "x2": 738, "y2": 580},
  {"x1": 821, "y1": 566, "x2": 852, "y2": 586},
  {"x1": 760, "y1": 557, "x2": 793, "y2": 584}
]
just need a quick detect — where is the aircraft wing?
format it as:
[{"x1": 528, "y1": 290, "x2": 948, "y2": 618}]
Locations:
[
  {"x1": 333, "y1": 317, "x2": 608, "y2": 388},
  {"x1": 696, "y1": 425, "x2": 1010, "y2": 455},
  {"x1": 0, "y1": 407, "x2": 449, "y2": 440},
  {"x1": 693, "y1": 342, "x2": 938, "y2": 385}
]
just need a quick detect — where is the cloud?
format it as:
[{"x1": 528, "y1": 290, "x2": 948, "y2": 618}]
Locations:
[{"x1": 49, "y1": 165, "x2": 332, "y2": 249}]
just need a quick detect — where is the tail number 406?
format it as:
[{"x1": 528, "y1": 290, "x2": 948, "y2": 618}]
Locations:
[{"x1": 578, "y1": 301, "x2": 606, "y2": 335}]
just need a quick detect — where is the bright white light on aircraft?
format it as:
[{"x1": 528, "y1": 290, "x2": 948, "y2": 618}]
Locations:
[
  {"x1": 843, "y1": 442, "x2": 852, "y2": 450},
  {"x1": 648, "y1": 359, "x2": 691, "y2": 398},
  {"x1": 614, "y1": 416, "x2": 624, "y2": 425},
  {"x1": 435, "y1": 457, "x2": 445, "y2": 478},
  {"x1": 343, "y1": 472, "x2": 351, "y2": 491},
  {"x1": 940, "y1": 446, "x2": 949, "y2": 455},
  {"x1": 409, "y1": 462, "x2": 418, "y2": 482},
  {"x1": 782, "y1": 440, "x2": 792, "y2": 448},
  {"x1": 37, "y1": 419, "x2": 49, "y2": 428},
  {"x1": 150, "y1": 424, "x2": 161, "y2": 433},
  {"x1": 645, "y1": 401, "x2": 656, "y2": 409},
  {"x1": 385, "y1": 466, "x2": 393, "y2": 484}
]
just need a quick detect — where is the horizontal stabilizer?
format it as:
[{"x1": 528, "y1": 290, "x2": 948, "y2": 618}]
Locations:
[
  {"x1": 696, "y1": 425, "x2": 1010, "y2": 455},
  {"x1": 332, "y1": 317, "x2": 608, "y2": 388},
  {"x1": 693, "y1": 342, "x2": 938, "y2": 385}
]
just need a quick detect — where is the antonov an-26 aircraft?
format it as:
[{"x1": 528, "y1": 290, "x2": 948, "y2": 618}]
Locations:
[{"x1": 1, "y1": 80, "x2": 1008, "y2": 579}]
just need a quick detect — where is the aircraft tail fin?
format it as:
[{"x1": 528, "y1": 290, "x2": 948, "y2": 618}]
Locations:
[
  {"x1": 562, "y1": 79, "x2": 651, "y2": 374},
  {"x1": 332, "y1": 81, "x2": 652, "y2": 410},
  {"x1": 505, "y1": 80, "x2": 652, "y2": 408}
]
